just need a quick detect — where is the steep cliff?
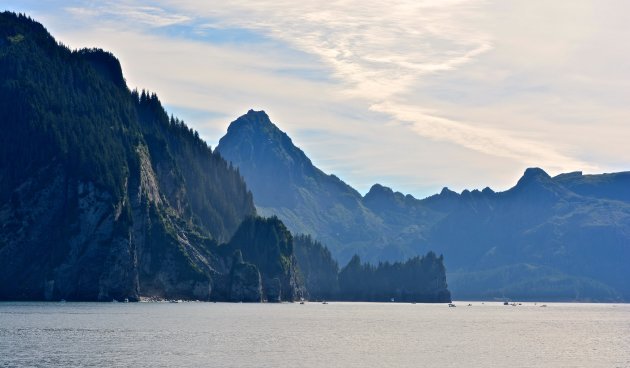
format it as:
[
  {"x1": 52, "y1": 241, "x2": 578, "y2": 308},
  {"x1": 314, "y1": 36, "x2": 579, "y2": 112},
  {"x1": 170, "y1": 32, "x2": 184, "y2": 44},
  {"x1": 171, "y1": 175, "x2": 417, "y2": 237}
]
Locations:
[
  {"x1": 222, "y1": 217, "x2": 306, "y2": 302},
  {"x1": 0, "y1": 12, "x2": 299, "y2": 302}
]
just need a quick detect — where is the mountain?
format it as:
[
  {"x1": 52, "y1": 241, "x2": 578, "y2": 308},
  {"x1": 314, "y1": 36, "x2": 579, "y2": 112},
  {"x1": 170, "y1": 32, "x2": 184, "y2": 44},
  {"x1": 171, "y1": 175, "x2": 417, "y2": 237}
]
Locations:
[
  {"x1": 425, "y1": 168, "x2": 630, "y2": 300},
  {"x1": 216, "y1": 110, "x2": 433, "y2": 261},
  {"x1": 217, "y1": 110, "x2": 630, "y2": 301},
  {"x1": 0, "y1": 12, "x2": 304, "y2": 302}
]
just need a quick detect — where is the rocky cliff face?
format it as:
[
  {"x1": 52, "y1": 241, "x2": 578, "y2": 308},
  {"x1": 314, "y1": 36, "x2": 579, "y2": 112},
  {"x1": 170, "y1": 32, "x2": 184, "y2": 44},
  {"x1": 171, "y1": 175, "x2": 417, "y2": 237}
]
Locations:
[
  {"x1": 227, "y1": 250, "x2": 262, "y2": 302},
  {"x1": 1, "y1": 163, "x2": 138, "y2": 301},
  {"x1": 0, "y1": 12, "x2": 302, "y2": 302},
  {"x1": 222, "y1": 217, "x2": 306, "y2": 302},
  {"x1": 0, "y1": 142, "x2": 225, "y2": 301}
]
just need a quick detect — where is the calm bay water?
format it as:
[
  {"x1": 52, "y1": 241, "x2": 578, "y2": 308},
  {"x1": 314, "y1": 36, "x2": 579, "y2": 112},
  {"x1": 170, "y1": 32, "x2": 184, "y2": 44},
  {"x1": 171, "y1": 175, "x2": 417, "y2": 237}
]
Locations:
[{"x1": 0, "y1": 301, "x2": 628, "y2": 367}]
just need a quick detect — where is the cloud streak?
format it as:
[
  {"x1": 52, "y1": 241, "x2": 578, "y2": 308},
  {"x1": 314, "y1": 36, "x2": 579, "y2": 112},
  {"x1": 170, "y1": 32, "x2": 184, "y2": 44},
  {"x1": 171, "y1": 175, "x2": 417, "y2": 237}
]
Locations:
[
  {"x1": 153, "y1": 0, "x2": 599, "y2": 173},
  {"x1": 10, "y1": 0, "x2": 629, "y2": 196},
  {"x1": 371, "y1": 101, "x2": 595, "y2": 172},
  {"x1": 66, "y1": 3, "x2": 190, "y2": 27}
]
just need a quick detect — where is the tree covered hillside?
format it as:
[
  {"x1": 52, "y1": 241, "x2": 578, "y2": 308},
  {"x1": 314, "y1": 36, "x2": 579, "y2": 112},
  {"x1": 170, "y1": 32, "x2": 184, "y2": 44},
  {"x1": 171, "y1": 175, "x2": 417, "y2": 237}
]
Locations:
[{"x1": 0, "y1": 12, "x2": 300, "y2": 302}]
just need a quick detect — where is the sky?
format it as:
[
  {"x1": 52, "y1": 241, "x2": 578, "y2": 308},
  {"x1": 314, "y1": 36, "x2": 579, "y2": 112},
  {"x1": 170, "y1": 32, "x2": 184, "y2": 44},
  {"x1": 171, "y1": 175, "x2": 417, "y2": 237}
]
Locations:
[{"x1": 5, "y1": 1, "x2": 630, "y2": 198}]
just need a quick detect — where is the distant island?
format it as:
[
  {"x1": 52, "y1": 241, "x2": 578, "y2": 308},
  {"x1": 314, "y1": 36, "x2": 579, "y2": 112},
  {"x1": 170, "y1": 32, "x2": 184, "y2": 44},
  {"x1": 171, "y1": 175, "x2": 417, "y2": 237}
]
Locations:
[{"x1": 0, "y1": 12, "x2": 450, "y2": 303}]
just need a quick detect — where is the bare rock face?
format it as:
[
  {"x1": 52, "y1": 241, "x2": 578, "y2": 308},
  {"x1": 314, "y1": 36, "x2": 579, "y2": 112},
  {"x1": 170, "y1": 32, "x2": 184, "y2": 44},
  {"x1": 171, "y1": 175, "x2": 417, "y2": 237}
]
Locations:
[
  {"x1": 0, "y1": 164, "x2": 138, "y2": 301},
  {"x1": 229, "y1": 260, "x2": 263, "y2": 303},
  {"x1": 265, "y1": 278, "x2": 282, "y2": 303},
  {"x1": 0, "y1": 143, "x2": 244, "y2": 302}
]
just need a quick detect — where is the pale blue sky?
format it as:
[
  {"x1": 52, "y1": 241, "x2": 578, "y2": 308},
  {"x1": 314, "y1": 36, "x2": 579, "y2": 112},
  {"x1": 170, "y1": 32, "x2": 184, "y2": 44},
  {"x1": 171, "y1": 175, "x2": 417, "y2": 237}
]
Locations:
[{"x1": 5, "y1": 1, "x2": 630, "y2": 198}]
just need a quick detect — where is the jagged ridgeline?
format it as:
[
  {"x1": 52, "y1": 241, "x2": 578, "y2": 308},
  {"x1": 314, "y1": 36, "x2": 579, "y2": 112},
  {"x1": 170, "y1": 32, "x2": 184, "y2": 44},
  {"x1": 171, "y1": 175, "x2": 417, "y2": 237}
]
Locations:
[
  {"x1": 0, "y1": 12, "x2": 304, "y2": 302},
  {"x1": 217, "y1": 108, "x2": 630, "y2": 302}
]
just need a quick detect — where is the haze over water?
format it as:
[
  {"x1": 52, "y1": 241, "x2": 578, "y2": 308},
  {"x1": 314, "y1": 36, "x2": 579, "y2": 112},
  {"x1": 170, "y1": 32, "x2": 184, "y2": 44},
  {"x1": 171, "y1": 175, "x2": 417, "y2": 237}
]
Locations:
[{"x1": 1, "y1": 302, "x2": 628, "y2": 367}]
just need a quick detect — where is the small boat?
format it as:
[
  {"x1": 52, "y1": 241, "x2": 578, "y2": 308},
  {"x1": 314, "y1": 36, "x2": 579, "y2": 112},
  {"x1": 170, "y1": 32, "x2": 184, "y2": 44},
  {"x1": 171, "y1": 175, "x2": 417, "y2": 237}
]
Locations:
[
  {"x1": 467, "y1": 303, "x2": 472, "y2": 307},
  {"x1": 124, "y1": 298, "x2": 129, "y2": 303},
  {"x1": 322, "y1": 301, "x2": 328, "y2": 305},
  {"x1": 300, "y1": 301, "x2": 305, "y2": 305},
  {"x1": 448, "y1": 303, "x2": 456, "y2": 307},
  {"x1": 503, "y1": 301, "x2": 509, "y2": 306}
]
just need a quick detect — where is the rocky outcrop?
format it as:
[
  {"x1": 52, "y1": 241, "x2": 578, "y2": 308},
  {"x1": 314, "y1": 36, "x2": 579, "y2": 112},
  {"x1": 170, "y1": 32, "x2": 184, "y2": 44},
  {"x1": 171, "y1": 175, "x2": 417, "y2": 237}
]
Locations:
[
  {"x1": 224, "y1": 216, "x2": 307, "y2": 302},
  {"x1": 229, "y1": 251, "x2": 262, "y2": 302}
]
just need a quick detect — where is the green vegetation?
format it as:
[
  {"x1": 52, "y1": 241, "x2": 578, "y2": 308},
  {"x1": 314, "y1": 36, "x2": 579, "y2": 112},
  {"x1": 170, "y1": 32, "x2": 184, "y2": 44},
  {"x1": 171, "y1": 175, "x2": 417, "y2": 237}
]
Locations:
[
  {"x1": 0, "y1": 11, "x2": 449, "y2": 303},
  {"x1": 223, "y1": 216, "x2": 304, "y2": 301},
  {"x1": 337, "y1": 252, "x2": 450, "y2": 302},
  {"x1": 0, "y1": 11, "x2": 254, "y2": 241},
  {"x1": 294, "y1": 235, "x2": 451, "y2": 302},
  {"x1": 293, "y1": 234, "x2": 340, "y2": 300},
  {"x1": 0, "y1": 13, "x2": 136, "y2": 201},
  {"x1": 0, "y1": 12, "x2": 262, "y2": 301}
]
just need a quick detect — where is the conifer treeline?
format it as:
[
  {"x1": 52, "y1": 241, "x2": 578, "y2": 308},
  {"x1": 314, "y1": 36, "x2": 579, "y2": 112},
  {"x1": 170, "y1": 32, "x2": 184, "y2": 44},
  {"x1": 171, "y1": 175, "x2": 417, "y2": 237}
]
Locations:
[
  {"x1": 295, "y1": 235, "x2": 451, "y2": 302},
  {"x1": 0, "y1": 11, "x2": 254, "y2": 242}
]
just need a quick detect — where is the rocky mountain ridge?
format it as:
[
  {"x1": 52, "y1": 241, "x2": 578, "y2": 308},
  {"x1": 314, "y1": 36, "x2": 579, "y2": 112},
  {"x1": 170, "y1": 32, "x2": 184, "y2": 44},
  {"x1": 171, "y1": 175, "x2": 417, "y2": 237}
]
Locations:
[{"x1": 217, "y1": 110, "x2": 630, "y2": 301}]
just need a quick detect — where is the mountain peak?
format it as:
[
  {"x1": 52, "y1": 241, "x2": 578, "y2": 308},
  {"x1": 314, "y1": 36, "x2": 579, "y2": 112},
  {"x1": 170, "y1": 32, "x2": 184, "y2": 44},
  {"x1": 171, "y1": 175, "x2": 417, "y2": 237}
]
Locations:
[
  {"x1": 365, "y1": 184, "x2": 394, "y2": 199},
  {"x1": 523, "y1": 167, "x2": 550, "y2": 179},
  {"x1": 516, "y1": 167, "x2": 551, "y2": 186},
  {"x1": 481, "y1": 186, "x2": 495, "y2": 195},
  {"x1": 232, "y1": 109, "x2": 274, "y2": 129},
  {"x1": 218, "y1": 109, "x2": 288, "y2": 155},
  {"x1": 509, "y1": 167, "x2": 572, "y2": 201},
  {"x1": 440, "y1": 187, "x2": 459, "y2": 197},
  {"x1": 245, "y1": 109, "x2": 270, "y2": 119}
]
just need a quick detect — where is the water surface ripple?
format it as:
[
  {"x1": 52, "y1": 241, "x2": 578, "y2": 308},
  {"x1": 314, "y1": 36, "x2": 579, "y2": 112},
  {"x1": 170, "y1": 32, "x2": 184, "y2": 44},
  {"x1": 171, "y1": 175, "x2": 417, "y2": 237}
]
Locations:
[{"x1": 1, "y1": 302, "x2": 628, "y2": 367}]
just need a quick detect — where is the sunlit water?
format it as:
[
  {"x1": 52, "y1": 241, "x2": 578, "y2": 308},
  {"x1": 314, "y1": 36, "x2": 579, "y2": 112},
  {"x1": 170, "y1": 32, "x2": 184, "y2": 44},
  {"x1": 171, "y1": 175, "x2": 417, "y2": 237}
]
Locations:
[{"x1": 1, "y1": 301, "x2": 628, "y2": 367}]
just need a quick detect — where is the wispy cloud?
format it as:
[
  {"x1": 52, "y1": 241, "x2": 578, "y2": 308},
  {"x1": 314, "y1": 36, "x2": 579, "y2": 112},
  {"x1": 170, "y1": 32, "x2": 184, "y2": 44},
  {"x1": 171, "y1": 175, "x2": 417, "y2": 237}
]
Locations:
[
  {"x1": 153, "y1": 0, "x2": 603, "y2": 173},
  {"x1": 13, "y1": 0, "x2": 630, "y2": 196},
  {"x1": 371, "y1": 101, "x2": 595, "y2": 172},
  {"x1": 66, "y1": 2, "x2": 190, "y2": 27}
]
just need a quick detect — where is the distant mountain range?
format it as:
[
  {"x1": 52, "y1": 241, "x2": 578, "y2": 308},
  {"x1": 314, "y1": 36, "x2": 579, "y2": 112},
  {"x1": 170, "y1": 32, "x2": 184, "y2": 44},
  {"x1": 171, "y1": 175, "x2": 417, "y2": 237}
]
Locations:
[{"x1": 217, "y1": 110, "x2": 630, "y2": 301}]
